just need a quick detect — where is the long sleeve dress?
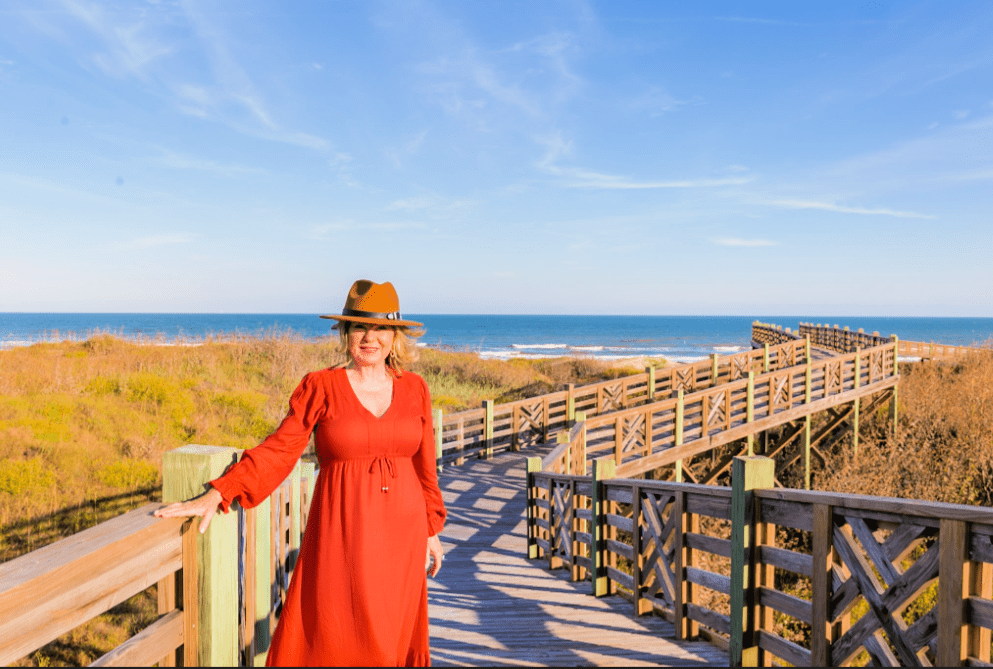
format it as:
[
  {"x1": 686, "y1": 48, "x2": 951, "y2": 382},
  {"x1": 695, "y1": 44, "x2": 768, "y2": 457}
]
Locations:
[{"x1": 208, "y1": 367, "x2": 447, "y2": 667}]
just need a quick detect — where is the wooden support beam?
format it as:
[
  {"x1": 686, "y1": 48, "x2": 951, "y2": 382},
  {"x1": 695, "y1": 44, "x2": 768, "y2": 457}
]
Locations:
[
  {"x1": 162, "y1": 445, "x2": 241, "y2": 668},
  {"x1": 590, "y1": 457, "x2": 616, "y2": 597},
  {"x1": 525, "y1": 456, "x2": 542, "y2": 559},
  {"x1": 482, "y1": 400, "x2": 495, "y2": 459},
  {"x1": 937, "y1": 518, "x2": 967, "y2": 667},
  {"x1": 810, "y1": 503, "x2": 833, "y2": 666},
  {"x1": 729, "y1": 456, "x2": 774, "y2": 667}
]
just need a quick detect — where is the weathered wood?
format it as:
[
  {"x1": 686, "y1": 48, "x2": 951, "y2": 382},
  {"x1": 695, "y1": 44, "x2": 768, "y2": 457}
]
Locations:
[
  {"x1": 730, "y1": 456, "x2": 774, "y2": 667},
  {"x1": 687, "y1": 566, "x2": 731, "y2": 595},
  {"x1": 755, "y1": 630, "x2": 811, "y2": 667},
  {"x1": 591, "y1": 457, "x2": 616, "y2": 597},
  {"x1": 156, "y1": 568, "x2": 178, "y2": 667},
  {"x1": 758, "y1": 544, "x2": 812, "y2": 577},
  {"x1": 686, "y1": 532, "x2": 732, "y2": 559},
  {"x1": 939, "y1": 518, "x2": 968, "y2": 667},
  {"x1": 90, "y1": 608, "x2": 184, "y2": 667},
  {"x1": 0, "y1": 506, "x2": 185, "y2": 666},
  {"x1": 757, "y1": 488, "x2": 993, "y2": 526},
  {"x1": 687, "y1": 602, "x2": 731, "y2": 635},
  {"x1": 163, "y1": 444, "x2": 240, "y2": 667},
  {"x1": 758, "y1": 498, "x2": 813, "y2": 532},
  {"x1": 756, "y1": 586, "x2": 812, "y2": 624}
]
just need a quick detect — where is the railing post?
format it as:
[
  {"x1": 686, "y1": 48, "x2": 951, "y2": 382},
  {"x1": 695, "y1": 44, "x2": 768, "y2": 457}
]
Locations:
[
  {"x1": 590, "y1": 457, "x2": 616, "y2": 597},
  {"x1": 162, "y1": 445, "x2": 241, "y2": 667},
  {"x1": 433, "y1": 408, "x2": 444, "y2": 467},
  {"x1": 804, "y1": 334, "x2": 811, "y2": 363},
  {"x1": 762, "y1": 343, "x2": 770, "y2": 373},
  {"x1": 805, "y1": 355, "x2": 813, "y2": 490},
  {"x1": 937, "y1": 518, "x2": 967, "y2": 667},
  {"x1": 746, "y1": 371, "x2": 755, "y2": 456},
  {"x1": 970, "y1": 560, "x2": 993, "y2": 663},
  {"x1": 853, "y1": 348, "x2": 861, "y2": 461},
  {"x1": 729, "y1": 456, "x2": 774, "y2": 667},
  {"x1": 525, "y1": 456, "x2": 542, "y2": 559},
  {"x1": 890, "y1": 336, "x2": 899, "y2": 437},
  {"x1": 566, "y1": 384, "x2": 576, "y2": 423},
  {"x1": 482, "y1": 399, "x2": 494, "y2": 459},
  {"x1": 711, "y1": 353, "x2": 719, "y2": 386},
  {"x1": 810, "y1": 503, "x2": 833, "y2": 666},
  {"x1": 251, "y1": 497, "x2": 271, "y2": 666},
  {"x1": 646, "y1": 367, "x2": 656, "y2": 402},
  {"x1": 575, "y1": 410, "x2": 587, "y2": 475},
  {"x1": 674, "y1": 389, "x2": 684, "y2": 482}
]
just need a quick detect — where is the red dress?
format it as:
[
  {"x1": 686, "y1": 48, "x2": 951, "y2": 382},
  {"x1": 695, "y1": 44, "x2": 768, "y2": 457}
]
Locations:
[{"x1": 209, "y1": 368, "x2": 447, "y2": 667}]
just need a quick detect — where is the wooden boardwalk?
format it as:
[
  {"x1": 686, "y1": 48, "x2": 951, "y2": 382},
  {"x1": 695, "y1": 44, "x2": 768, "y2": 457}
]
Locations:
[{"x1": 428, "y1": 446, "x2": 727, "y2": 667}]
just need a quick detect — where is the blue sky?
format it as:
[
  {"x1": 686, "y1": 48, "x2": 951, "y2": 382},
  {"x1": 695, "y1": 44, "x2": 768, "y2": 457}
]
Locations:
[{"x1": 1, "y1": 1, "x2": 991, "y2": 316}]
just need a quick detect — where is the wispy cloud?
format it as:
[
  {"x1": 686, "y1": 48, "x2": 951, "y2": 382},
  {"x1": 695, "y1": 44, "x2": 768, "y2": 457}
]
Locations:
[
  {"x1": 535, "y1": 131, "x2": 752, "y2": 189},
  {"x1": 767, "y1": 198, "x2": 935, "y2": 219},
  {"x1": 60, "y1": 0, "x2": 172, "y2": 78},
  {"x1": 713, "y1": 238, "x2": 778, "y2": 247}
]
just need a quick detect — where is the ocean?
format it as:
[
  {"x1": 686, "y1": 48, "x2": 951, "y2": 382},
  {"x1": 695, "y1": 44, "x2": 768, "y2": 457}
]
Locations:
[{"x1": 1, "y1": 313, "x2": 991, "y2": 363}]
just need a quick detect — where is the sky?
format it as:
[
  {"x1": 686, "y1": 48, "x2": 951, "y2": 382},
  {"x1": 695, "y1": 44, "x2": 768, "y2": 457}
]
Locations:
[{"x1": 0, "y1": 1, "x2": 991, "y2": 316}]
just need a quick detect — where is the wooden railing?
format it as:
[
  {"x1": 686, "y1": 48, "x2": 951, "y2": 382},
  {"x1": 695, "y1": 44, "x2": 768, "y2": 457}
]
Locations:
[
  {"x1": 752, "y1": 321, "x2": 803, "y2": 346},
  {"x1": 525, "y1": 455, "x2": 993, "y2": 667},
  {"x1": 435, "y1": 337, "x2": 810, "y2": 467},
  {"x1": 0, "y1": 506, "x2": 198, "y2": 667},
  {"x1": 574, "y1": 340, "x2": 897, "y2": 478},
  {"x1": 798, "y1": 322, "x2": 987, "y2": 359}
]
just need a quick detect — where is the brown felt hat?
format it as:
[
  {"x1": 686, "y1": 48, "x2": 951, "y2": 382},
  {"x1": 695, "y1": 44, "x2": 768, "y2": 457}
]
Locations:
[{"x1": 319, "y1": 280, "x2": 423, "y2": 328}]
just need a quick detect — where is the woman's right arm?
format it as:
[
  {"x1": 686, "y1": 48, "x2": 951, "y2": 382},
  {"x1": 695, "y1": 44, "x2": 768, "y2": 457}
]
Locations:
[{"x1": 154, "y1": 372, "x2": 328, "y2": 532}]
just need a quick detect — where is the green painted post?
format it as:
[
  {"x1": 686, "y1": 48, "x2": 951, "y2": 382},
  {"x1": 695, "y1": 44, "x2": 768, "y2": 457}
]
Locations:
[
  {"x1": 253, "y1": 498, "x2": 271, "y2": 666},
  {"x1": 482, "y1": 399, "x2": 494, "y2": 459},
  {"x1": 433, "y1": 408, "x2": 444, "y2": 472},
  {"x1": 763, "y1": 344, "x2": 770, "y2": 373},
  {"x1": 804, "y1": 417, "x2": 812, "y2": 490},
  {"x1": 711, "y1": 353, "x2": 719, "y2": 386},
  {"x1": 674, "y1": 389, "x2": 684, "y2": 483},
  {"x1": 566, "y1": 384, "x2": 576, "y2": 423},
  {"x1": 525, "y1": 456, "x2": 543, "y2": 559},
  {"x1": 162, "y1": 444, "x2": 241, "y2": 667},
  {"x1": 646, "y1": 367, "x2": 656, "y2": 402},
  {"x1": 804, "y1": 335, "x2": 811, "y2": 364},
  {"x1": 746, "y1": 371, "x2": 755, "y2": 456},
  {"x1": 590, "y1": 457, "x2": 616, "y2": 597},
  {"x1": 729, "y1": 456, "x2": 775, "y2": 667}
]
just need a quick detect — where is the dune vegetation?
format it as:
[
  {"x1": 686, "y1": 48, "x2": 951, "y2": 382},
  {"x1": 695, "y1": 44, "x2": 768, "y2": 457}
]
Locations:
[{"x1": 3, "y1": 333, "x2": 992, "y2": 665}]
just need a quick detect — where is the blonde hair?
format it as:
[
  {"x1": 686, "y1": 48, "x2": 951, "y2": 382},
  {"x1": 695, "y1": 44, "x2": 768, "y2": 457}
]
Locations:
[{"x1": 335, "y1": 322, "x2": 422, "y2": 375}]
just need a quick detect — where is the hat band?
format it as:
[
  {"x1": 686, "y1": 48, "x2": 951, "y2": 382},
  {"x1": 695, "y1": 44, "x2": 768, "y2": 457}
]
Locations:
[{"x1": 342, "y1": 307, "x2": 404, "y2": 322}]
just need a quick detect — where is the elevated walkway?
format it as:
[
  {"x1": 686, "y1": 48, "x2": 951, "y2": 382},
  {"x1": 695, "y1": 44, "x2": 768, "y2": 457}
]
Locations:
[{"x1": 429, "y1": 445, "x2": 727, "y2": 666}]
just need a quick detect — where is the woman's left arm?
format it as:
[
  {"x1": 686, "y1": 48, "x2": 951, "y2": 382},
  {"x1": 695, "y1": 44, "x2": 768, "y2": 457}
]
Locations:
[{"x1": 411, "y1": 375, "x2": 447, "y2": 574}]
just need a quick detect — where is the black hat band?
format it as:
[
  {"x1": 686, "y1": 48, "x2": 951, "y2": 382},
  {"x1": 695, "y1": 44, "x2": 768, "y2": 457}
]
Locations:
[{"x1": 341, "y1": 308, "x2": 404, "y2": 321}]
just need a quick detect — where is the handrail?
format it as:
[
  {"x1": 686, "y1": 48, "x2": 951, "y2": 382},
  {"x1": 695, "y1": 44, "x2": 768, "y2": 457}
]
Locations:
[
  {"x1": 525, "y1": 456, "x2": 993, "y2": 666},
  {"x1": 797, "y1": 322, "x2": 987, "y2": 359},
  {"x1": 573, "y1": 340, "x2": 898, "y2": 477},
  {"x1": 0, "y1": 504, "x2": 198, "y2": 667},
  {"x1": 436, "y1": 336, "x2": 810, "y2": 467}
]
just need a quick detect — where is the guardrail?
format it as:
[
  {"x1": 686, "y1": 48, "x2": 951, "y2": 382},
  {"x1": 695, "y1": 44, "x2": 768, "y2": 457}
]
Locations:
[
  {"x1": 797, "y1": 322, "x2": 987, "y2": 359},
  {"x1": 434, "y1": 337, "x2": 810, "y2": 468},
  {"x1": 0, "y1": 506, "x2": 198, "y2": 667},
  {"x1": 525, "y1": 455, "x2": 993, "y2": 667},
  {"x1": 575, "y1": 340, "x2": 897, "y2": 479}
]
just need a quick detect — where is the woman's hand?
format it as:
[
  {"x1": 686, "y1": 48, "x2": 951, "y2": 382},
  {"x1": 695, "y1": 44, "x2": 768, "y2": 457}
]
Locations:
[
  {"x1": 426, "y1": 534, "x2": 444, "y2": 577},
  {"x1": 153, "y1": 487, "x2": 224, "y2": 534}
]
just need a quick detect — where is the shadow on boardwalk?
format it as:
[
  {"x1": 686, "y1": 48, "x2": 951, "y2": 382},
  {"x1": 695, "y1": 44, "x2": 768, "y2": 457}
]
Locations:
[{"x1": 428, "y1": 448, "x2": 728, "y2": 667}]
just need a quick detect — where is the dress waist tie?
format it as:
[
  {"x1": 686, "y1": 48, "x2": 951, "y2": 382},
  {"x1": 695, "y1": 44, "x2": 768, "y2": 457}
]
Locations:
[{"x1": 370, "y1": 456, "x2": 397, "y2": 493}]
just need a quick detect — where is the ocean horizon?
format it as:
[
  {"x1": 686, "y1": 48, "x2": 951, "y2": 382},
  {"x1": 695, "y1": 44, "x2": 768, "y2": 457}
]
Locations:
[{"x1": 2, "y1": 313, "x2": 991, "y2": 363}]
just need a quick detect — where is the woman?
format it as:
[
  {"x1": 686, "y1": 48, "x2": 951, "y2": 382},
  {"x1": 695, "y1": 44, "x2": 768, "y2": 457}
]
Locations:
[{"x1": 155, "y1": 280, "x2": 447, "y2": 666}]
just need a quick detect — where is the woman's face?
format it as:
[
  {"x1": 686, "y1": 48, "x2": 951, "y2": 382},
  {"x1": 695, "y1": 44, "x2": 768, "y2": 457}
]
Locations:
[{"x1": 347, "y1": 324, "x2": 396, "y2": 368}]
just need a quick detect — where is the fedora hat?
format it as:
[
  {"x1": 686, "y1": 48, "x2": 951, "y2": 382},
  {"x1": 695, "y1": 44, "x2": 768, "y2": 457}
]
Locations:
[{"x1": 320, "y1": 280, "x2": 423, "y2": 327}]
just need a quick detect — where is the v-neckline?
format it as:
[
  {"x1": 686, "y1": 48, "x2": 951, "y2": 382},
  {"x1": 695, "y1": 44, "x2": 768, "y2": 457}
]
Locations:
[{"x1": 341, "y1": 368, "x2": 395, "y2": 420}]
